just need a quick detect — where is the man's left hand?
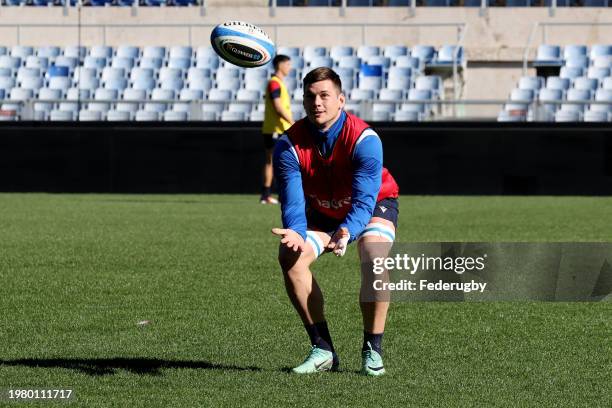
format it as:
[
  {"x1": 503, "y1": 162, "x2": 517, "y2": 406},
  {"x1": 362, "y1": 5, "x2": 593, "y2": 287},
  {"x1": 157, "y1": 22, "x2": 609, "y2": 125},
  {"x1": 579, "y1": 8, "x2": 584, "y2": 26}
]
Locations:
[{"x1": 327, "y1": 227, "x2": 350, "y2": 257}]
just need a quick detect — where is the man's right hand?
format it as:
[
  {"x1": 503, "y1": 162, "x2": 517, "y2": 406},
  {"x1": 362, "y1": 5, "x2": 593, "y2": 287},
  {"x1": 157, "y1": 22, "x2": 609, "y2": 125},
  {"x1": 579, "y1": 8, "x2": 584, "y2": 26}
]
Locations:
[{"x1": 271, "y1": 228, "x2": 306, "y2": 253}]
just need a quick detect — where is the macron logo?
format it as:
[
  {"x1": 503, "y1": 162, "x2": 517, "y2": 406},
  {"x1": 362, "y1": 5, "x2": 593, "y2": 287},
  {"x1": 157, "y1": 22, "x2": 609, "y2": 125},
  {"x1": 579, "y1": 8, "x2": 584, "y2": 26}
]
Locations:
[{"x1": 379, "y1": 206, "x2": 387, "y2": 213}]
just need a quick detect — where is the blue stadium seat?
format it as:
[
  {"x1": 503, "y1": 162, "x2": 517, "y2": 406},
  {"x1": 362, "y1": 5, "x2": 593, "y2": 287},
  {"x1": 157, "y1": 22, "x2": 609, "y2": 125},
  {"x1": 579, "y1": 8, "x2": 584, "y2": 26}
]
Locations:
[
  {"x1": 135, "y1": 110, "x2": 160, "y2": 121},
  {"x1": 102, "y1": 67, "x2": 126, "y2": 82},
  {"x1": 563, "y1": 45, "x2": 587, "y2": 60},
  {"x1": 143, "y1": 46, "x2": 166, "y2": 60},
  {"x1": 228, "y1": 102, "x2": 252, "y2": 115},
  {"x1": 591, "y1": 89, "x2": 612, "y2": 113},
  {"x1": 518, "y1": 76, "x2": 544, "y2": 91},
  {"x1": 130, "y1": 67, "x2": 155, "y2": 82},
  {"x1": 358, "y1": 76, "x2": 383, "y2": 91},
  {"x1": 188, "y1": 77, "x2": 213, "y2": 92},
  {"x1": 371, "y1": 111, "x2": 391, "y2": 122},
  {"x1": 19, "y1": 77, "x2": 44, "y2": 91},
  {"x1": 111, "y1": 57, "x2": 135, "y2": 70},
  {"x1": 78, "y1": 76, "x2": 100, "y2": 91},
  {"x1": 169, "y1": 46, "x2": 193, "y2": 60},
  {"x1": 107, "y1": 110, "x2": 131, "y2": 121},
  {"x1": 337, "y1": 56, "x2": 362, "y2": 70},
  {"x1": 394, "y1": 110, "x2": 419, "y2": 122},
  {"x1": 118, "y1": 88, "x2": 146, "y2": 114},
  {"x1": 54, "y1": 56, "x2": 78, "y2": 70},
  {"x1": 563, "y1": 88, "x2": 591, "y2": 113},
  {"x1": 0, "y1": 56, "x2": 22, "y2": 70},
  {"x1": 573, "y1": 77, "x2": 599, "y2": 91},
  {"x1": 367, "y1": 56, "x2": 391, "y2": 70},
  {"x1": 91, "y1": 88, "x2": 118, "y2": 113},
  {"x1": 160, "y1": 78, "x2": 184, "y2": 92},
  {"x1": 216, "y1": 67, "x2": 241, "y2": 81},
  {"x1": 383, "y1": 45, "x2": 408, "y2": 59},
  {"x1": 276, "y1": 46, "x2": 300, "y2": 58},
  {"x1": 83, "y1": 57, "x2": 107, "y2": 70},
  {"x1": 379, "y1": 88, "x2": 403, "y2": 101},
  {"x1": 221, "y1": 111, "x2": 246, "y2": 121},
  {"x1": 555, "y1": 109, "x2": 580, "y2": 122},
  {"x1": 50, "y1": 110, "x2": 75, "y2": 121},
  {"x1": 565, "y1": 55, "x2": 589, "y2": 69},
  {"x1": 583, "y1": 110, "x2": 608, "y2": 122},
  {"x1": 592, "y1": 55, "x2": 612, "y2": 68},
  {"x1": 145, "y1": 88, "x2": 175, "y2": 113},
  {"x1": 586, "y1": 67, "x2": 610, "y2": 80},
  {"x1": 49, "y1": 76, "x2": 73, "y2": 92},
  {"x1": 0, "y1": 46, "x2": 8, "y2": 57},
  {"x1": 236, "y1": 89, "x2": 261, "y2": 102},
  {"x1": 330, "y1": 46, "x2": 354, "y2": 60},
  {"x1": 510, "y1": 88, "x2": 535, "y2": 103},
  {"x1": 589, "y1": 44, "x2": 612, "y2": 59},
  {"x1": 104, "y1": 78, "x2": 128, "y2": 91},
  {"x1": 357, "y1": 46, "x2": 380, "y2": 59},
  {"x1": 539, "y1": 88, "x2": 563, "y2": 115},
  {"x1": 10, "y1": 46, "x2": 34, "y2": 59},
  {"x1": 195, "y1": 55, "x2": 220, "y2": 70},
  {"x1": 179, "y1": 88, "x2": 204, "y2": 101},
  {"x1": 188, "y1": 67, "x2": 212, "y2": 82},
  {"x1": 35, "y1": 88, "x2": 62, "y2": 113},
  {"x1": 349, "y1": 88, "x2": 375, "y2": 102},
  {"x1": 159, "y1": 67, "x2": 183, "y2": 82},
  {"x1": 386, "y1": 76, "x2": 411, "y2": 91},
  {"x1": 25, "y1": 56, "x2": 49, "y2": 70},
  {"x1": 415, "y1": 75, "x2": 442, "y2": 98},
  {"x1": 411, "y1": 45, "x2": 435, "y2": 64},
  {"x1": 17, "y1": 67, "x2": 41, "y2": 81},
  {"x1": 168, "y1": 58, "x2": 192, "y2": 70},
  {"x1": 90, "y1": 46, "x2": 113, "y2": 59},
  {"x1": 546, "y1": 76, "x2": 570, "y2": 90},
  {"x1": 435, "y1": 46, "x2": 464, "y2": 65},
  {"x1": 388, "y1": 66, "x2": 412, "y2": 79},
  {"x1": 372, "y1": 102, "x2": 396, "y2": 115},
  {"x1": 559, "y1": 66, "x2": 584, "y2": 80},
  {"x1": 603, "y1": 77, "x2": 612, "y2": 90},
  {"x1": 215, "y1": 77, "x2": 241, "y2": 92},
  {"x1": 308, "y1": 56, "x2": 333, "y2": 69},
  {"x1": 0, "y1": 77, "x2": 16, "y2": 92},
  {"x1": 0, "y1": 68, "x2": 11, "y2": 78},
  {"x1": 536, "y1": 45, "x2": 562, "y2": 65},
  {"x1": 116, "y1": 46, "x2": 140, "y2": 60},
  {"x1": 64, "y1": 46, "x2": 87, "y2": 59},
  {"x1": 164, "y1": 111, "x2": 188, "y2": 121},
  {"x1": 394, "y1": 56, "x2": 421, "y2": 71},
  {"x1": 140, "y1": 57, "x2": 164, "y2": 70},
  {"x1": 47, "y1": 65, "x2": 70, "y2": 78}
]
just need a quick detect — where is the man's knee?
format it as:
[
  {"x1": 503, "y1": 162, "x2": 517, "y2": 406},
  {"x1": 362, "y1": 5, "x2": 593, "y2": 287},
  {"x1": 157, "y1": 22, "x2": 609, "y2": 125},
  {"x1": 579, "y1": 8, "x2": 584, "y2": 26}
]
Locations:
[{"x1": 278, "y1": 244, "x2": 315, "y2": 274}]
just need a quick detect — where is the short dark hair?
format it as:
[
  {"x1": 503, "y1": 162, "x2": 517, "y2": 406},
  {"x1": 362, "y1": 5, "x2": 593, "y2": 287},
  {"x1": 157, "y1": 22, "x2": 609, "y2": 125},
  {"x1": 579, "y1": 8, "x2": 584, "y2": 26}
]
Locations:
[
  {"x1": 303, "y1": 67, "x2": 342, "y2": 94},
  {"x1": 273, "y1": 54, "x2": 290, "y2": 70}
]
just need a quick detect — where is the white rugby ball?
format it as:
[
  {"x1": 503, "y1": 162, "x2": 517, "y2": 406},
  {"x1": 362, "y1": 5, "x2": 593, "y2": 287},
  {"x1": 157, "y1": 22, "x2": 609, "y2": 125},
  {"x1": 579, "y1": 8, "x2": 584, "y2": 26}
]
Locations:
[{"x1": 210, "y1": 21, "x2": 275, "y2": 68}]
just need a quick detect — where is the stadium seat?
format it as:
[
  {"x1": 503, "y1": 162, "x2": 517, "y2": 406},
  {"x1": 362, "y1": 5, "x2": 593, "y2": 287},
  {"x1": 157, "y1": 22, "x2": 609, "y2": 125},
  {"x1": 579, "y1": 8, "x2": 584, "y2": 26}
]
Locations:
[
  {"x1": 0, "y1": 56, "x2": 21, "y2": 70},
  {"x1": 132, "y1": 77, "x2": 157, "y2": 92},
  {"x1": 36, "y1": 46, "x2": 61, "y2": 59},
  {"x1": 78, "y1": 110, "x2": 102, "y2": 121},
  {"x1": 367, "y1": 56, "x2": 391, "y2": 70},
  {"x1": 538, "y1": 88, "x2": 563, "y2": 115},
  {"x1": 573, "y1": 77, "x2": 599, "y2": 91},
  {"x1": 583, "y1": 110, "x2": 608, "y2": 122},
  {"x1": 145, "y1": 88, "x2": 175, "y2": 113},
  {"x1": 372, "y1": 102, "x2": 396, "y2": 114},
  {"x1": 84, "y1": 57, "x2": 107, "y2": 70},
  {"x1": 169, "y1": 46, "x2": 193, "y2": 60},
  {"x1": 337, "y1": 56, "x2": 362, "y2": 70},
  {"x1": 394, "y1": 56, "x2": 421, "y2": 71},
  {"x1": 383, "y1": 45, "x2": 408, "y2": 59},
  {"x1": 117, "y1": 88, "x2": 145, "y2": 114},
  {"x1": 140, "y1": 57, "x2": 164, "y2": 70},
  {"x1": 563, "y1": 45, "x2": 587, "y2": 60},
  {"x1": 277, "y1": 46, "x2": 301, "y2": 58},
  {"x1": 130, "y1": 67, "x2": 155, "y2": 82},
  {"x1": 546, "y1": 76, "x2": 570, "y2": 91},
  {"x1": 555, "y1": 109, "x2": 580, "y2": 122},
  {"x1": 590, "y1": 89, "x2": 612, "y2": 113},
  {"x1": 49, "y1": 76, "x2": 73, "y2": 92},
  {"x1": 216, "y1": 67, "x2": 241, "y2": 81},
  {"x1": 497, "y1": 110, "x2": 526, "y2": 122},
  {"x1": 536, "y1": 45, "x2": 562, "y2": 64},
  {"x1": 188, "y1": 77, "x2": 213, "y2": 92},
  {"x1": 358, "y1": 76, "x2": 383, "y2": 91},
  {"x1": 17, "y1": 67, "x2": 41, "y2": 81},
  {"x1": 104, "y1": 78, "x2": 128, "y2": 91},
  {"x1": 187, "y1": 67, "x2": 212, "y2": 83},
  {"x1": 101, "y1": 67, "x2": 126, "y2": 82},
  {"x1": 199, "y1": 111, "x2": 216, "y2": 121},
  {"x1": 228, "y1": 102, "x2": 252, "y2": 115},
  {"x1": 565, "y1": 55, "x2": 589, "y2": 69},
  {"x1": 379, "y1": 88, "x2": 403, "y2": 101},
  {"x1": 293, "y1": 89, "x2": 304, "y2": 102},
  {"x1": 90, "y1": 88, "x2": 118, "y2": 112},
  {"x1": 50, "y1": 110, "x2": 75, "y2": 121},
  {"x1": 179, "y1": 88, "x2": 204, "y2": 101},
  {"x1": 10, "y1": 46, "x2": 33, "y2": 59},
  {"x1": 64, "y1": 46, "x2": 86, "y2": 59},
  {"x1": 308, "y1": 57, "x2": 333, "y2": 69},
  {"x1": 221, "y1": 111, "x2": 246, "y2": 121},
  {"x1": 25, "y1": 56, "x2": 49, "y2": 70},
  {"x1": 0, "y1": 46, "x2": 6, "y2": 57},
  {"x1": 371, "y1": 110, "x2": 390, "y2": 121},
  {"x1": 35, "y1": 88, "x2": 62, "y2": 113},
  {"x1": 303, "y1": 46, "x2": 327, "y2": 61},
  {"x1": 135, "y1": 110, "x2": 160, "y2": 121},
  {"x1": 349, "y1": 89, "x2": 375, "y2": 102},
  {"x1": 559, "y1": 67, "x2": 584, "y2": 80},
  {"x1": 116, "y1": 46, "x2": 140, "y2": 60},
  {"x1": 196, "y1": 55, "x2": 220, "y2": 70},
  {"x1": 163, "y1": 110, "x2": 188, "y2": 121},
  {"x1": 143, "y1": 46, "x2": 166, "y2": 60},
  {"x1": 160, "y1": 78, "x2": 184, "y2": 92},
  {"x1": 53, "y1": 57, "x2": 78, "y2": 71},
  {"x1": 90, "y1": 46, "x2": 113, "y2": 59},
  {"x1": 592, "y1": 55, "x2": 612, "y2": 68},
  {"x1": 0, "y1": 77, "x2": 16, "y2": 92},
  {"x1": 603, "y1": 77, "x2": 612, "y2": 90},
  {"x1": 563, "y1": 89, "x2": 591, "y2": 112},
  {"x1": 0, "y1": 67, "x2": 10, "y2": 78},
  {"x1": 510, "y1": 88, "x2": 535, "y2": 102},
  {"x1": 19, "y1": 77, "x2": 44, "y2": 91},
  {"x1": 518, "y1": 76, "x2": 544, "y2": 91},
  {"x1": 586, "y1": 67, "x2": 610, "y2": 81},
  {"x1": 47, "y1": 65, "x2": 70, "y2": 78},
  {"x1": 411, "y1": 45, "x2": 435, "y2": 64},
  {"x1": 168, "y1": 58, "x2": 192, "y2": 70},
  {"x1": 107, "y1": 110, "x2": 131, "y2": 121},
  {"x1": 386, "y1": 76, "x2": 411, "y2": 91},
  {"x1": 111, "y1": 57, "x2": 135, "y2": 70},
  {"x1": 215, "y1": 77, "x2": 241, "y2": 92},
  {"x1": 357, "y1": 46, "x2": 380, "y2": 59},
  {"x1": 330, "y1": 46, "x2": 354, "y2": 60},
  {"x1": 435, "y1": 45, "x2": 464, "y2": 65},
  {"x1": 415, "y1": 76, "x2": 443, "y2": 98},
  {"x1": 250, "y1": 110, "x2": 265, "y2": 121},
  {"x1": 394, "y1": 110, "x2": 420, "y2": 122}
]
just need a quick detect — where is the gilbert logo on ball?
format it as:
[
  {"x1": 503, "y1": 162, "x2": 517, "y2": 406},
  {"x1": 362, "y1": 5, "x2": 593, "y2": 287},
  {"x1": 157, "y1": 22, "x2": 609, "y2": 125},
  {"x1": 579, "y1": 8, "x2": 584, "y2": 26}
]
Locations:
[{"x1": 210, "y1": 21, "x2": 275, "y2": 68}]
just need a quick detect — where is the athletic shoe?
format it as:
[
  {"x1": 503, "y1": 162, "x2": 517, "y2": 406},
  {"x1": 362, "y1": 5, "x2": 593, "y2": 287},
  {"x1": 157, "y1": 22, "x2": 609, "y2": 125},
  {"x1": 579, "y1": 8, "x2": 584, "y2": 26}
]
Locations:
[
  {"x1": 361, "y1": 341, "x2": 385, "y2": 376},
  {"x1": 291, "y1": 346, "x2": 334, "y2": 374},
  {"x1": 260, "y1": 196, "x2": 279, "y2": 204}
]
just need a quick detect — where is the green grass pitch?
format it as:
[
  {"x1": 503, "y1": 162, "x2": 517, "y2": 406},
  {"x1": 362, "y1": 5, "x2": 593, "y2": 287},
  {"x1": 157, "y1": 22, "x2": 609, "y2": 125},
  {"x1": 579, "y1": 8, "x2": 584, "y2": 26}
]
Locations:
[{"x1": 0, "y1": 194, "x2": 610, "y2": 407}]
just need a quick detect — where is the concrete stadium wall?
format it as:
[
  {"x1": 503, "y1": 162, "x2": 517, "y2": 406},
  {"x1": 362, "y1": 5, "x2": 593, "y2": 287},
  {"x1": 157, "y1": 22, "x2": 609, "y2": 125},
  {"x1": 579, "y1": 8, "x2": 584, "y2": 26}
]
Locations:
[
  {"x1": 0, "y1": 6, "x2": 610, "y2": 106},
  {"x1": 1, "y1": 122, "x2": 611, "y2": 195}
]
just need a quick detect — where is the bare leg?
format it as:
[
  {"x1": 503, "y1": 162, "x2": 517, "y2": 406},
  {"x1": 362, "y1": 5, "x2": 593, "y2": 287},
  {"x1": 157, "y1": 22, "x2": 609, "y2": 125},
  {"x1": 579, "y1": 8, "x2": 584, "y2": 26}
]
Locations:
[
  {"x1": 263, "y1": 148, "x2": 273, "y2": 191},
  {"x1": 278, "y1": 231, "x2": 332, "y2": 325}
]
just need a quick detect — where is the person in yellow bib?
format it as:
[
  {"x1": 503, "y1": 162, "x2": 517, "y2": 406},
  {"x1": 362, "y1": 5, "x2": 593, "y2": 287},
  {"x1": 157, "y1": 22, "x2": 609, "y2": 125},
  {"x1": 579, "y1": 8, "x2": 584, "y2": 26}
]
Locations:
[{"x1": 261, "y1": 54, "x2": 294, "y2": 204}]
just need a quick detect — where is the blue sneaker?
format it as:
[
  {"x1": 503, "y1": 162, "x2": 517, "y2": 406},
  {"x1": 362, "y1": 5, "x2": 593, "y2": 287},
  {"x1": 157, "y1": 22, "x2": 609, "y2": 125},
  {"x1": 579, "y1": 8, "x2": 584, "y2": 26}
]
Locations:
[
  {"x1": 291, "y1": 346, "x2": 334, "y2": 374},
  {"x1": 361, "y1": 341, "x2": 385, "y2": 376}
]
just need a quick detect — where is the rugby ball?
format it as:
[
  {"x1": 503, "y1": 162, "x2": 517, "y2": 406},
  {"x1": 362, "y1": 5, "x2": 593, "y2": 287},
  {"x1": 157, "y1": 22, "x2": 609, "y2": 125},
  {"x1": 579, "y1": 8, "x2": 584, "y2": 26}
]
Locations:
[{"x1": 210, "y1": 21, "x2": 275, "y2": 68}]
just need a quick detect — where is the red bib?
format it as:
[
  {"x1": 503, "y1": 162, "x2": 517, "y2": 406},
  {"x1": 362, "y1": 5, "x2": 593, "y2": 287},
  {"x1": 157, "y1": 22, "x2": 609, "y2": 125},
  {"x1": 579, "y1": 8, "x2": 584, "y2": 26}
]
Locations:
[{"x1": 286, "y1": 112, "x2": 399, "y2": 220}]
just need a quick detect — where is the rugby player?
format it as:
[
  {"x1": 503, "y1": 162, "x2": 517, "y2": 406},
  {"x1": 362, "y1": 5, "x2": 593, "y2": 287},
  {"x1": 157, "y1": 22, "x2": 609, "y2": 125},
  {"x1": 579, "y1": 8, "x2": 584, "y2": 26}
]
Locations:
[
  {"x1": 272, "y1": 67, "x2": 399, "y2": 376},
  {"x1": 260, "y1": 54, "x2": 294, "y2": 204}
]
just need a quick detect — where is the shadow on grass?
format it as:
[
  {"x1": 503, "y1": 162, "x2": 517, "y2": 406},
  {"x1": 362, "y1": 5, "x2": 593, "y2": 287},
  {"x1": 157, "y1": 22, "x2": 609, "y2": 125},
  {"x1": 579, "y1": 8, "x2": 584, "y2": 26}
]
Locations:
[{"x1": 0, "y1": 358, "x2": 261, "y2": 376}]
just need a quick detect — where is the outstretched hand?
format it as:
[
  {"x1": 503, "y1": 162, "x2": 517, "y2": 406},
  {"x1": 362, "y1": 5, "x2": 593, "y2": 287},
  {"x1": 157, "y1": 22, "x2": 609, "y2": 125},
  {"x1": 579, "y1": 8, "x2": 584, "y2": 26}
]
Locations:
[
  {"x1": 327, "y1": 227, "x2": 350, "y2": 257},
  {"x1": 271, "y1": 228, "x2": 306, "y2": 253}
]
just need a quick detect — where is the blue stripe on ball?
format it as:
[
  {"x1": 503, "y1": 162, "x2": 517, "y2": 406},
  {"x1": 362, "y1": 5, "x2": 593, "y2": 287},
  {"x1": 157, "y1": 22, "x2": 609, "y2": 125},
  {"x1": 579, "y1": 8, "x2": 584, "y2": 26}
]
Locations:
[{"x1": 211, "y1": 26, "x2": 276, "y2": 61}]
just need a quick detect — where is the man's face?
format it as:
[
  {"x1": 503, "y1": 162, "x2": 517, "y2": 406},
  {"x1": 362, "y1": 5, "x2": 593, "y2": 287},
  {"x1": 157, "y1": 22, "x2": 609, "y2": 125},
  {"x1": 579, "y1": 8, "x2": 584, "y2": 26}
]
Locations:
[
  {"x1": 303, "y1": 79, "x2": 345, "y2": 130},
  {"x1": 278, "y1": 60, "x2": 292, "y2": 76}
]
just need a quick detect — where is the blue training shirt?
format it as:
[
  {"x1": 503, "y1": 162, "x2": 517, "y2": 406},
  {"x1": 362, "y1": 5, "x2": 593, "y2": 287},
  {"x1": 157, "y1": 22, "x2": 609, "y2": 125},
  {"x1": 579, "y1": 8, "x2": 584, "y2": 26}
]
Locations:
[{"x1": 273, "y1": 111, "x2": 383, "y2": 242}]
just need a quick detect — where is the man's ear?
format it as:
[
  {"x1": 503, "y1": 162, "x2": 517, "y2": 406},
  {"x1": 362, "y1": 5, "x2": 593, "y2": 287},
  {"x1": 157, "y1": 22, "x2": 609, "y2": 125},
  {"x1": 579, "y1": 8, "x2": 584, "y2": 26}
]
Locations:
[{"x1": 339, "y1": 92, "x2": 346, "y2": 109}]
